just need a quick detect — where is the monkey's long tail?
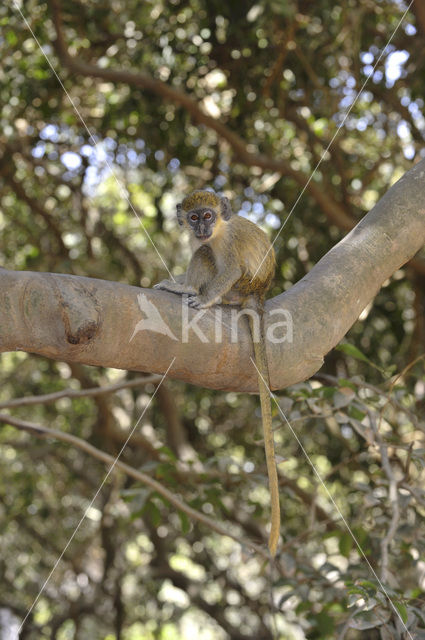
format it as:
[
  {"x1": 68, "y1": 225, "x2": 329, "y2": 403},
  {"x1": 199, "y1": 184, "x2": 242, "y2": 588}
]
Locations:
[{"x1": 248, "y1": 309, "x2": 281, "y2": 558}]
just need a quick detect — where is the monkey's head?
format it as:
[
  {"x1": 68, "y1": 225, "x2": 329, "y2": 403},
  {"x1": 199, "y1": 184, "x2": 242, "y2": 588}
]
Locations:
[{"x1": 176, "y1": 189, "x2": 232, "y2": 242}]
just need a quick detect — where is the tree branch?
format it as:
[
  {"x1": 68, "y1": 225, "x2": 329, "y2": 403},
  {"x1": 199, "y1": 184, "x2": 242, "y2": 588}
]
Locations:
[
  {"x1": 0, "y1": 374, "x2": 161, "y2": 409},
  {"x1": 1, "y1": 158, "x2": 424, "y2": 391},
  {"x1": 0, "y1": 155, "x2": 68, "y2": 255},
  {"x1": 413, "y1": 0, "x2": 425, "y2": 35}
]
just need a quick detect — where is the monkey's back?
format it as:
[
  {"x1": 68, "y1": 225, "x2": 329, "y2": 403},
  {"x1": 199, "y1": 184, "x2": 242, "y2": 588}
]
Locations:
[{"x1": 227, "y1": 215, "x2": 275, "y2": 298}]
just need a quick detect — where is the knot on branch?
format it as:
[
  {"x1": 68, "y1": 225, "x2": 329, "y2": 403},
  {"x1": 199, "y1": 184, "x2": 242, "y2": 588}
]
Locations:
[{"x1": 57, "y1": 278, "x2": 102, "y2": 345}]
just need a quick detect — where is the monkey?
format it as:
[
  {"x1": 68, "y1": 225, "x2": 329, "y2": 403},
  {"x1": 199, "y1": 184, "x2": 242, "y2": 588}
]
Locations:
[{"x1": 154, "y1": 189, "x2": 280, "y2": 557}]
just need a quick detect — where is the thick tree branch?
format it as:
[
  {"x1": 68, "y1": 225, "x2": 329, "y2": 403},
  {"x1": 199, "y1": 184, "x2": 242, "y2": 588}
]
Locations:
[{"x1": 1, "y1": 158, "x2": 424, "y2": 391}]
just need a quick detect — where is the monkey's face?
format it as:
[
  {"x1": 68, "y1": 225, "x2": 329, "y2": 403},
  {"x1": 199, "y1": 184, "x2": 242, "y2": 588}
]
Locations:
[{"x1": 186, "y1": 207, "x2": 217, "y2": 242}]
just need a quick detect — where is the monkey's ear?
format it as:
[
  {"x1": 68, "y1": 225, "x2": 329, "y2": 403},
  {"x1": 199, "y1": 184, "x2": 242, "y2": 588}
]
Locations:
[
  {"x1": 220, "y1": 196, "x2": 232, "y2": 220},
  {"x1": 176, "y1": 203, "x2": 184, "y2": 226}
]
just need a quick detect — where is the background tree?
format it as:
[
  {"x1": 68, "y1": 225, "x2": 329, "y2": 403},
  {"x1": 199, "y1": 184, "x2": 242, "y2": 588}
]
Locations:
[{"x1": 1, "y1": 1, "x2": 425, "y2": 638}]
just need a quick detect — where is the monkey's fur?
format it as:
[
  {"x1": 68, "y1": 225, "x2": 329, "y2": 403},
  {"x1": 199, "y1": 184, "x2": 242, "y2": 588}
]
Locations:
[{"x1": 155, "y1": 189, "x2": 280, "y2": 556}]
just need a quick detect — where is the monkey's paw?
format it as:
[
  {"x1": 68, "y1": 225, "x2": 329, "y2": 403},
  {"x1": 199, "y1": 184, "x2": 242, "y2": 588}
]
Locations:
[
  {"x1": 153, "y1": 280, "x2": 172, "y2": 290},
  {"x1": 186, "y1": 294, "x2": 218, "y2": 309}
]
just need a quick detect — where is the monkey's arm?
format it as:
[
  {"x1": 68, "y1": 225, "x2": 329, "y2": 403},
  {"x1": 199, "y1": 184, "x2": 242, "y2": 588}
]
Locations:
[
  {"x1": 154, "y1": 245, "x2": 216, "y2": 296},
  {"x1": 154, "y1": 274, "x2": 197, "y2": 295},
  {"x1": 187, "y1": 264, "x2": 242, "y2": 309}
]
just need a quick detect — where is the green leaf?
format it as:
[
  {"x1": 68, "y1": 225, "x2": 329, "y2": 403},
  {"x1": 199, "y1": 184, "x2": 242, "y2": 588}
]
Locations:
[
  {"x1": 338, "y1": 378, "x2": 357, "y2": 390},
  {"x1": 339, "y1": 532, "x2": 353, "y2": 557},
  {"x1": 348, "y1": 405, "x2": 366, "y2": 420},
  {"x1": 321, "y1": 386, "x2": 336, "y2": 399},
  {"x1": 146, "y1": 501, "x2": 161, "y2": 527},
  {"x1": 314, "y1": 611, "x2": 335, "y2": 635},
  {"x1": 178, "y1": 511, "x2": 191, "y2": 534},
  {"x1": 6, "y1": 30, "x2": 18, "y2": 45},
  {"x1": 357, "y1": 579, "x2": 378, "y2": 595},
  {"x1": 393, "y1": 600, "x2": 408, "y2": 624},
  {"x1": 295, "y1": 600, "x2": 311, "y2": 614},
  {"x1": 336, "y1": 343, "x2": 386, "y2": 374},
  {"x1": 336, "y1": 343, "x2": 373, "y2": 364},
  {"x1": 157, "y1": 445, "x2": 178, "y2": 461}
]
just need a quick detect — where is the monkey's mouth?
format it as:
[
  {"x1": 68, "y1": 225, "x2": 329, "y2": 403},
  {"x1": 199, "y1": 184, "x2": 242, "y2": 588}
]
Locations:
[{"x1": 196, "y1": 234, "x2": 211, "y2": 242}]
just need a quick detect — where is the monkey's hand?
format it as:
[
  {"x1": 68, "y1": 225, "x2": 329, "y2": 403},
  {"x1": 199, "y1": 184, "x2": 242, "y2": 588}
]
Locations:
[
  {"x1": 153, "y1": 279, "x2": 176, "y2": 290},
  {"x1": 154, "y1": 279, "x2": 197, "y2": 295},
  {"x1": 186, "y1": 294, "x2": 221, "y2": 309}
]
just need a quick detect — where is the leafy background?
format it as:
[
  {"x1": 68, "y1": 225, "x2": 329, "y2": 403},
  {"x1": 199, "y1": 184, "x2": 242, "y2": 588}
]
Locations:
[{"x1": 0, "y1": 0, "x2": 425, "y2": 638}]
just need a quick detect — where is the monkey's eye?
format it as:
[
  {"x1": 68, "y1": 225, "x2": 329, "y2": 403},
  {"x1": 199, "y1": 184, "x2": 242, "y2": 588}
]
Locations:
[
  {"x1": 190, "y1": 214, "x2": 198, "y2": 221},
  {"x1": 204, "y1": 211, "x2": 212, "y2": 220}
]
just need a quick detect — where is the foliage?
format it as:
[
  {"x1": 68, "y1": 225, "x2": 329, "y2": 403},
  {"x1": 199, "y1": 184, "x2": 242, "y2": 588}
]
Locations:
[{"x1": 0, "y1": 0, "x2": 425, "y2": 638}]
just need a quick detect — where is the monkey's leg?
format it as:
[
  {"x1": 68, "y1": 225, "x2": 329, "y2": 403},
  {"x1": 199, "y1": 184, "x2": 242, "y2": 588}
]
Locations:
[
  {"x1": 248, "y1": 308, "x2": 281, "y2": 557},
  {"x1": 183, "y1": 246, "x2": 218, "y2": 300},
  {"x1": 187, "y1": 264, "x2": 242, "y2": 309}
]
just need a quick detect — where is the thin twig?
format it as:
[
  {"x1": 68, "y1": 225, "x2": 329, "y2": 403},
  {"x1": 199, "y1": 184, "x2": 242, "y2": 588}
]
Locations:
[{"x1": 0, "y1": 374, "x2": 162, "y2": 409}]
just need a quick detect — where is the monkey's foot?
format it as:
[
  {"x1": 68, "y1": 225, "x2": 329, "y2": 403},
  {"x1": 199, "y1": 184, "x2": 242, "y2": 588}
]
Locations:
[
  {"x1": 186, "y1": 295, "x2": 205, "y2": 309},
  {"x1": 186, "y1": 294, "x2": 221, "y2": 309}
]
